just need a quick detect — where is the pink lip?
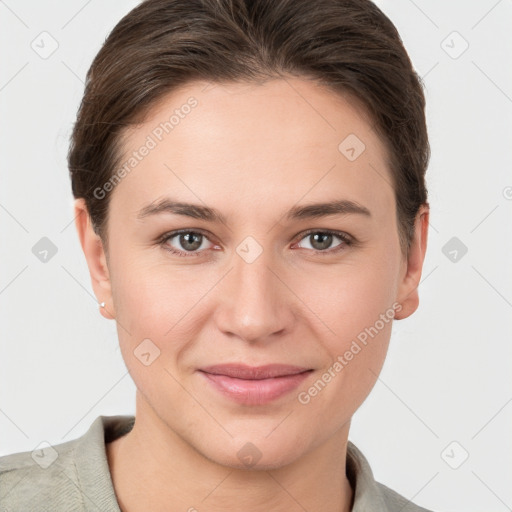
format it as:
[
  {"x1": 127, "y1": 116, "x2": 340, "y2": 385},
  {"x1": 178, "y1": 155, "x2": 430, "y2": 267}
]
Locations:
[{"x1": 198, "y1": 364, "x2": 313, "y2": 405}]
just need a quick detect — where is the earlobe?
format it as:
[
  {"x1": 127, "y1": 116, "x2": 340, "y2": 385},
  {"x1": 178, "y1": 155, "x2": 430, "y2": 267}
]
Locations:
[
  {"x1": 394, "y1": 204, "x2": 429, "y2": 320},
  {"x1": 74, "y1": 198, "x2": 116, "y2": 320}
]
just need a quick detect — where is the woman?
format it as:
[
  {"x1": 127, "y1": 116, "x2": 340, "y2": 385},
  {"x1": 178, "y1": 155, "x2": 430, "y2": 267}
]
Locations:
[{"x1": 0, "y1": 0, "x2": 434, "y2": 510}]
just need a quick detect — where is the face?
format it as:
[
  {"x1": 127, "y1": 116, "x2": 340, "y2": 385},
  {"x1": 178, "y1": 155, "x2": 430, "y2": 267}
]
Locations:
[{"x1": 76, "y1": 77, "x2": 428, "y2": 469}]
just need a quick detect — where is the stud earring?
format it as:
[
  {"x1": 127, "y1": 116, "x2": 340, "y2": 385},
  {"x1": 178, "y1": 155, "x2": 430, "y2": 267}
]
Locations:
[{"x1": 99, "y1": 302, "x2": 105, "y2": 308}]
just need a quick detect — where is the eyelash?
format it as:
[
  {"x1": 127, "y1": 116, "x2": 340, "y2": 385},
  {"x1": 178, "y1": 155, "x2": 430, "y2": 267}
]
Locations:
[{"x1": 157, "y1": 228, "x2": 354, "y2": 258}]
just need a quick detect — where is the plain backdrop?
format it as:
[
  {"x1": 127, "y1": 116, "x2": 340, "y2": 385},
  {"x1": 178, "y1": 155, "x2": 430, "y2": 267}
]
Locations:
[{"x1": 1, "y1": 1, "x2": 511, "y2": 511}]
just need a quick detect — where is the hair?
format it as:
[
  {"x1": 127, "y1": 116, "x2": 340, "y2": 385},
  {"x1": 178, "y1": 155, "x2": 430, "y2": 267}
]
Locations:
[{"x1": 68, "y1": 0, "x2": 430, "y2": 257}]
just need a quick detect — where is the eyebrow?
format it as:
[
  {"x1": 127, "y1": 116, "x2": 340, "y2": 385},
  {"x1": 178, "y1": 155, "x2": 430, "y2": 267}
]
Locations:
[{"x1": 136, "y1": 197, "x2": 371, "y2": 223}]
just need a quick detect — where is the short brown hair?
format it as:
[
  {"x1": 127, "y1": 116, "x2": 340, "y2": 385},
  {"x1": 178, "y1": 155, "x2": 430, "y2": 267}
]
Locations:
[{"x1": 68, "y1": 0, "x2": 430, "y2": 256}]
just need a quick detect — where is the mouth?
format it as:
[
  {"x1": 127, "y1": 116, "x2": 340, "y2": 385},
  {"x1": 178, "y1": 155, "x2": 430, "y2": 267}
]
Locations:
[{"x1": 198, "y1": 364, "x2": 313, "y2": 405}]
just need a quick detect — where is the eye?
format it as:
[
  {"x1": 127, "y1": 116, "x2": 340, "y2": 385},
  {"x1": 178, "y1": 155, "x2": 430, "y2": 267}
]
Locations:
[
  {"x1": 159, "y1": 229, "x2": 216, "y2": 257},
  {"x1": 294, "y1": 229, "x2": 353, "y2": 254}
]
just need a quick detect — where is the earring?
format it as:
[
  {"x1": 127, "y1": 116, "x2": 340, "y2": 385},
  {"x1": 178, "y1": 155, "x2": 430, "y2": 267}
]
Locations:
[{"x1": 99, "y1": 300, "x2": 114, "y2": 320}]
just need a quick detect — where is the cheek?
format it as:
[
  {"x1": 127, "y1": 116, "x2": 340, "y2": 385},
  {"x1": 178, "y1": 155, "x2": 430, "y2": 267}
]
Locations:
[
  {"x1": 291, "y1": 244, "x2": 401, "y2": 408},
  {"x1": 296, "y1": 247, "x2": 400, "y2": 342},
  {"x1": 293, "y1": 260, "x2": 398, "y2": 416},
  {"x1": 110, "y1": 241, "x2": 198, "y2": 324},
  {"x1": 110, "y1": 252, "x2": 217, "y2": 364}
]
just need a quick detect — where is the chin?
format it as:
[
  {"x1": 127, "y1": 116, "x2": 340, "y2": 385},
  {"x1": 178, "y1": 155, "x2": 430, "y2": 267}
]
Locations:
[{"x1": 199, "y1": 435, "x2": 305, "y2": 471}]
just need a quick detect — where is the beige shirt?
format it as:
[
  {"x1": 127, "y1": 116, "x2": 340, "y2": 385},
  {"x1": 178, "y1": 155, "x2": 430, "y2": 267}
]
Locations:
[{"x1": 0, "y1": 415, "x2": 435, "y2": 511}]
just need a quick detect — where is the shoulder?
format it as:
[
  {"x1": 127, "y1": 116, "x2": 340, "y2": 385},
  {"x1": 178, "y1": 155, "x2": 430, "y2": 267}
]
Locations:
[
  {"x1": 347, "y1": 441, "x2": 438, "y2": 512},
  {"x1": 0, "y1": 435, "x2": 81, "y2": 510},
  {"x1": 375, "y1": 481, "x2": 437, "y2": 512},
  {"x1": 0, "y1": 415, "x2": 133, "y2": 511}
]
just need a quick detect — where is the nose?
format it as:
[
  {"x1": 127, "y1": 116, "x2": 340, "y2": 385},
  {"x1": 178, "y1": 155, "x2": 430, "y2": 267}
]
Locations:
[{"x1": 213, "y1": 244, "x2": 295, "y2": 344}]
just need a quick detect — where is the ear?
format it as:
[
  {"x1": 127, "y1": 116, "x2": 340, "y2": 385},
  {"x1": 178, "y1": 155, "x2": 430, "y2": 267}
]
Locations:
[
  {"x1": 394, "y1": 204, "x2": 429, "y2": 320},
  {"x1": 74, "y1": 198, "x2": 116, "y2": 320}
]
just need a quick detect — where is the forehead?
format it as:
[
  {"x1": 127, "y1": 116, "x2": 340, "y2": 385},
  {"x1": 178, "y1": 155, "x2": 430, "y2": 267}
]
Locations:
[{"x1": 111, "y1": 77, "x2": 394, "y2": 222}]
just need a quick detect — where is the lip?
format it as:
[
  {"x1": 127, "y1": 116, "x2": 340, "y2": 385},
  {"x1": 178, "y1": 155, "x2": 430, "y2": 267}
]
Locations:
[
  {"x1": 199, "y1": 363, "x2": 311, "y2": 379},
  {"x1": 198, "y1": 364, "x2": 313, "y2": 405}
]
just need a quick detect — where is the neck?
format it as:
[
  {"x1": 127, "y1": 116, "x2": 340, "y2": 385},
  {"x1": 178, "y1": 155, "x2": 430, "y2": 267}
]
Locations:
[{"x1": 107, "y1": 395, "x2": 354, "y2": 512}]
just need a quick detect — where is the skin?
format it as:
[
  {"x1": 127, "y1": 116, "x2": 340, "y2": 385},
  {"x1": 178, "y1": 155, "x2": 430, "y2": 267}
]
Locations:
[{"x1": 75, "y1": 77, "x2": 429, "y2": 512}]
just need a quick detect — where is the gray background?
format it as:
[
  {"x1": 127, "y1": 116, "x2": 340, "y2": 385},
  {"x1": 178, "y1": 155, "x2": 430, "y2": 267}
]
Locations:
[{"x1": 1, "y1": 1, "x2": 511, "y2": 510}]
